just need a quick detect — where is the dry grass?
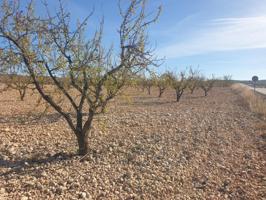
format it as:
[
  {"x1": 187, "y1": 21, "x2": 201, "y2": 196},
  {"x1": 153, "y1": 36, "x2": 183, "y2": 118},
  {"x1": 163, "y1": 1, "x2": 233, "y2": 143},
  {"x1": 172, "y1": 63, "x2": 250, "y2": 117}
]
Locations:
[{"x1": 232, "y1": 83, "x2": 266, "y2": 116}]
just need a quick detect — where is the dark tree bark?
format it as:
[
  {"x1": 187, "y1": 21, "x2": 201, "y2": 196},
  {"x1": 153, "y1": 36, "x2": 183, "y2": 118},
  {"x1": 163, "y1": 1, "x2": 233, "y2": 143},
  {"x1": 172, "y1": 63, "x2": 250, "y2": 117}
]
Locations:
[
  {"x1": 158, "y1": 87, "x2": 165, "y2": 98},
  {"x1": 77, "y1": 133, "x2": 89, "y2": 155},
  {"x1": 204, "y1": 89, "x2": 208, "y2": 96},
  {"x1": 147, "y1": 86, "x2": 151, "y2": 95},
  {"x1": 176, "y1": 90, "x2": 184, "y2": 102},
  {"x1": 18, "y1": 88, "x2": 26, "y2": 101}
]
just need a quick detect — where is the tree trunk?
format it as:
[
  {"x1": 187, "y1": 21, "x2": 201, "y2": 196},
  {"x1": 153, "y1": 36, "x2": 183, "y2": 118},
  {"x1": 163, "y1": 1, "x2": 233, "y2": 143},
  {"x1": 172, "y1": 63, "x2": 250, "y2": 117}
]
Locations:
[
  {"x1": 190, "y1": 88, "x2": 194, "y2": 94},
  {"x1": 77, "y1": 133, "x2": 89, "y2": 155},
  {"x1": 147, "y1": 86, "x2": 151, "y2": 95},
  {"x1": 19, "y1": 89, "x2": 26, "y2": 101},
  {"x1": 158, "y1": 88, "x2": 163, "y2": 97},
  {"x1": 76, "y1": 110, "x2": 94, "y2": 156},
  {"x1": 176, "y1": 90, "x2": 183, "y2": 102}
]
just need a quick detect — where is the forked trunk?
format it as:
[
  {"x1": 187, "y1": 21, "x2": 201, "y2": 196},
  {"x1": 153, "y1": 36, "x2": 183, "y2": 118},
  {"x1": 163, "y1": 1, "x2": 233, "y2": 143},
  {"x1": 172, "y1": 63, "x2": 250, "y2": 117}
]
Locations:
[
  {"x1": 158, "y1": 88, "x2": 163, "y2": 97},
  {"x1": 75, "y1": 110, "x2": 94, "y2": 156},
  {"x1": 77, "y1": 133, "x2": 89, "y2": 155},
  {"x1": 176, "y1": 90, "x2": 183, "y2": 102},
  {"x1": 19, "y1": 88, "x2": 26, "y2": 101},
  {"x1": 204, "y1": 89, "x2": 208, "y2": 96},
  {"x1": 176, "y1": 94, "x2": 181, "y2": 102}
]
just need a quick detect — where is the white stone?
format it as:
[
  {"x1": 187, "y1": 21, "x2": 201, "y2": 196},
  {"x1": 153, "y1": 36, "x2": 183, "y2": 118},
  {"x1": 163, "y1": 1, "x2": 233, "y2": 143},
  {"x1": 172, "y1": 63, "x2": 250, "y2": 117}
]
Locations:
[
  {"x1": 21, "y1": 196, "x2": 28, "y2": 200},
  {"x1": 0, "y1": 188, "x2": 6, "y2": 194},
  {"x1": 79, "y1": 192, "x2": 87, "y2": 199}
]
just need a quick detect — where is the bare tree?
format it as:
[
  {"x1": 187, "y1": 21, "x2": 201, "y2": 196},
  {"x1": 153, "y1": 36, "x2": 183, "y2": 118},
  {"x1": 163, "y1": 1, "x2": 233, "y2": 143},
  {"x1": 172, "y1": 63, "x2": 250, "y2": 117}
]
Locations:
[
  {"x1": 167, "y1": 71, "x2": 187, "y2": 102},
  {"x1": 0, "y1": 0, "x2": 161, "y2": 155},
  {"x1": 153, "y1": 72, "x2": 169, "y2": 97},
  {"x1": 0, "y1": 49, "x2": 33, "y2": 100},
  {"x1": 187, "y1": 67, "x2": 200, "y2": 94},
  {"x1": 141, "y1": 76, "x2": 154, "y2": 95},
  {"x1": 220, "y1": 75, "x2": 233, "y2": 87},
  {"x1": 4, "y1": 74, "x2": 32, "y2": 101},
  {"x1": 199, "y1": 76, "x2": 215, "y2": 96},
  {"x1": 2, "y1": 60, "x2": 33, "y2": 100}
]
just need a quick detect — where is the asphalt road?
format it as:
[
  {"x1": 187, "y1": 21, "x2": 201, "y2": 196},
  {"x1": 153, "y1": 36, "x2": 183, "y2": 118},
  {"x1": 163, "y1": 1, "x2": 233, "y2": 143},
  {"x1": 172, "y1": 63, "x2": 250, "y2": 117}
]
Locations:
[
  {"x1": 255, "y1": 87, "x2": 266, "y2": 95},
  {"x1": 241, "y1": 83, "x2": 266, "y2": 95}
]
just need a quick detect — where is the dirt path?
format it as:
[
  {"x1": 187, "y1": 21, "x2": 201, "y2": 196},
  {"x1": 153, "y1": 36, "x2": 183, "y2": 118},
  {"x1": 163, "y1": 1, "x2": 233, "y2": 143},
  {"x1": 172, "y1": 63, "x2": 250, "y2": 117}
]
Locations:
[{"x1": 0, "y1": 87, "x2": 265, "y2": 200}]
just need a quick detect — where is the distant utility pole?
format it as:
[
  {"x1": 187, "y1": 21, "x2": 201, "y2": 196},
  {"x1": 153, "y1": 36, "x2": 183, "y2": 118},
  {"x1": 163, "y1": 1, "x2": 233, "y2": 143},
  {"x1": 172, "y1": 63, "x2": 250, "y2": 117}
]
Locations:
[{"x1": 252, "y1": 75, "x2": 259, "y2": 93}]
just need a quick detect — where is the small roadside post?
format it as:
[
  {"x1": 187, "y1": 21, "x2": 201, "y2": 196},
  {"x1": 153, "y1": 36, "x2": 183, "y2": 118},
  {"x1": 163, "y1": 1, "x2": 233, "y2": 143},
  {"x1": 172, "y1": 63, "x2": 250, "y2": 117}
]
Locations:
[{"x1": 252, "y1": 76, "x2": 259, "y2": 93}]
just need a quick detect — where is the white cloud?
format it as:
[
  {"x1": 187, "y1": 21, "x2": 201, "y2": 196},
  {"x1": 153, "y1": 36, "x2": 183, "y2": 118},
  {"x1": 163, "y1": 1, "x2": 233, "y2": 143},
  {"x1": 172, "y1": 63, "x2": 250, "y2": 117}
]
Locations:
[{"x1": 158, "y1": 16, "x2": 266, "y2": 58}]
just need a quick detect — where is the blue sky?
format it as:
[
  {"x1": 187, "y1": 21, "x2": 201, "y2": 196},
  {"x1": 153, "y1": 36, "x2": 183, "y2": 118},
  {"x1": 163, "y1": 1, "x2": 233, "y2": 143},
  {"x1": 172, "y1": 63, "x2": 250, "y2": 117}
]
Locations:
[{"x1": 33, "y1": 0, "x2": 266, "y2": 80}]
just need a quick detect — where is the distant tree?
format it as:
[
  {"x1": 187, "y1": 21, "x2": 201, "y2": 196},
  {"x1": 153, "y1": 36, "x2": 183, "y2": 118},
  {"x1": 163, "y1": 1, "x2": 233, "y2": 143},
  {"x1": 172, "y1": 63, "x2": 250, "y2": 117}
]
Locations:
[
  {"x1": 142, "y1": 76, "x2": 154, "y2": 95},
  {"x1": 199, "y1": 76, "x2": 216, "y2": 96},
  {"x1": 136, "y1": 75, "x2": 146, "y2": 92},
  {"x1": 0, "y1": 0, "x2": 161, "y2": 155},
  {"x1": 167, "y1": 71, "x2": 187, "y2": 102},
  {"x1": 4, "y1": 74, "x2": 32, "y2": 101},
  {"x1": 0, "y1": 50, "x2": 33, "y2": 100},
  {"x1": 156, "y1": 74, "x2": 168, "y2": 98},
  {"x1": 128, "y1": 74, "x2": 144, "y2": 91},
  {"x1": 153, "y1": 72, "x2": 170, "y2": 97},
  {"x1": 222, "y1": 75, "x2": 233, "y2": 87},
  {"x1": 187, "y1": 67, "x2": 200, "y2": 94}
]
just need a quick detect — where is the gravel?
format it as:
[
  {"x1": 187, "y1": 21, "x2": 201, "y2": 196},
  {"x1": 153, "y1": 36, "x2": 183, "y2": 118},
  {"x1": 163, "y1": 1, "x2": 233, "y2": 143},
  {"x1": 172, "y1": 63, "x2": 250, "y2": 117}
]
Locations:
[{"x1": 0, "y1": 87, "x2": 265, "y2": 199}]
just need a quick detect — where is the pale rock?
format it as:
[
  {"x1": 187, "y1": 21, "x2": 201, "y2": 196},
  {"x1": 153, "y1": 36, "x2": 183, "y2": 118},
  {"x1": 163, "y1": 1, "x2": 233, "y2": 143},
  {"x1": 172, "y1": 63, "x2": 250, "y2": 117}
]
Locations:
[
  {"x1": 21, "y1": 196, "x2": 28, "y2": 200},
  {"x1": 0, "y1": 188, "x2": 6, "y2": 194},
  {"x1": 79, "y1": 192, "x2": 87, "y2": 199},
  {"x1": 8, "y1": 147, "x2": 16, "y2": 155},
  {"x1": 41, "y1": 171, "x2": 48, "y2": 177},
  {"x1": 4, "y1": 127, "x2": 10, "y2": 132}
]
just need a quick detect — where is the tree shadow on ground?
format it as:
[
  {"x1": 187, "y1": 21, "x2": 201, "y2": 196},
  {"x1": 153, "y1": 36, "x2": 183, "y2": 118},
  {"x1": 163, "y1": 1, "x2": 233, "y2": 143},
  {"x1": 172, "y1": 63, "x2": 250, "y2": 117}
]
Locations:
[
  {"x1": 0, "y1": 111, "x2": 99, "y2": 125},
  {"x1": 185, "y1": 95, "x2": 206, "y2": 99},
  {"x1": 119, "y1": 100, "x2": 176, "y2": 107},
  {"x1": 134, "y1": 96, "x2": 159, "y2": 100},
  {"x1": 0, "y1": 152, "x2": 77, "y2": 177},
  {"x1": 0, "y1": 113, "x2": 63, "y2": 125},
  {"x1": 0, "y1": 99, "x2": 16, "y2": 103}
]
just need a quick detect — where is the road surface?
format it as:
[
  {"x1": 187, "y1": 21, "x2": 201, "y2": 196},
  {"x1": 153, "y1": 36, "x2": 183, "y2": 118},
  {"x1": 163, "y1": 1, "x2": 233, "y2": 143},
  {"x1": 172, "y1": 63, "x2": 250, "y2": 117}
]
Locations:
[
  {"x1": 241, "y1": 83, "x2": 266, "y2": 95},
  {"x1": 255, "y1": 87, "x2": 266, "y2": 95}
]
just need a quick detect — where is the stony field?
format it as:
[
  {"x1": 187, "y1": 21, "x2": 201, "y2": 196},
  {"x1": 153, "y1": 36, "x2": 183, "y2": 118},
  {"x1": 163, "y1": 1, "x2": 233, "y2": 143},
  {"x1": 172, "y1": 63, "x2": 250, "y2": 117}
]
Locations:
[{"x1": 0, "y1": 87, "x2": 265, "y2": 200}]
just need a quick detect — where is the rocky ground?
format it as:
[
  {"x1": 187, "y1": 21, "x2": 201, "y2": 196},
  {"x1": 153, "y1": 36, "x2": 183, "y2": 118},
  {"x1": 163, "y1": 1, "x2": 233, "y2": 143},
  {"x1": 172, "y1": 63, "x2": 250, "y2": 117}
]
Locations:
[{"x1": 0, "y1": 87, "x2": 265, "y2": 200}]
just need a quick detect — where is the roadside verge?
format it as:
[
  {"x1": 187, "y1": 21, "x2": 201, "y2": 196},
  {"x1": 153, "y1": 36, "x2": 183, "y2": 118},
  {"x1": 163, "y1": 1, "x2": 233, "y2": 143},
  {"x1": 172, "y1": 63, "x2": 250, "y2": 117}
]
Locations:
[{"x1": 232, "y1": 83, "x2": 266, "y2": 117}]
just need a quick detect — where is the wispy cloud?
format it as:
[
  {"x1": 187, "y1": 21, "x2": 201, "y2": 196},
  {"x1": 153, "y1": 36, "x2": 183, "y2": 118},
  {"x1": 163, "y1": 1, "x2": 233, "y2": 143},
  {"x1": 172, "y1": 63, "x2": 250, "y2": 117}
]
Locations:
[
  {"x1": 158, "y1": 16, "x2": 266, "y2": 58},
  {"x1": 152, "y1": 13, "x2": 199, "y2": 37}
]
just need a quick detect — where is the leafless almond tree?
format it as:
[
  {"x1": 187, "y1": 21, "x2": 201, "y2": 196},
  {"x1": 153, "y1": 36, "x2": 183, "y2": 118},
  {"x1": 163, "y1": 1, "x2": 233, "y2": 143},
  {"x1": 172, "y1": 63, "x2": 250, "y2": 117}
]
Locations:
[
  {"x1": 153, "y1": 72, "x2": 169, "y2": 98},
  {"x1": 4, "y1": 74, "x2": 32, "y2": 101},
  {"x1": 199, "y1": 76, "x2": 216, "y2": 96},
  {"x1": 141, "y1": 76, "x2": 154, "y2": 95},
  {"x1": 167, "y1": 71, "x2": 187, "y2": 102},
  {"x1": 187, "y1": 67, "x2": 200, "y2": 94},
  {"x1": 1, "y1": 53, "x2": 33, "y2": 100}
]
